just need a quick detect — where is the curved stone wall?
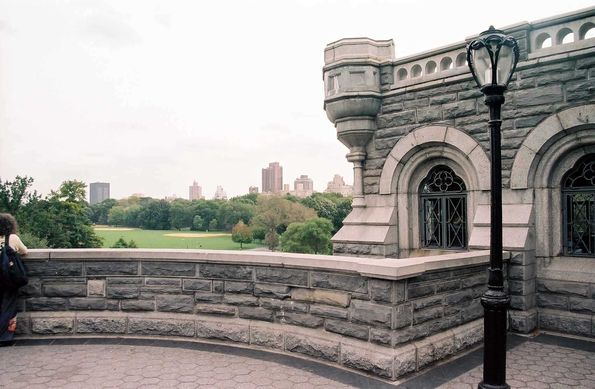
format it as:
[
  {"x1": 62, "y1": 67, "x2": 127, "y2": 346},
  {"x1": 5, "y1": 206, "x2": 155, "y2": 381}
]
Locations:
[{"x1": 14, "y1": 249, "x2": 491, "y2": 381}]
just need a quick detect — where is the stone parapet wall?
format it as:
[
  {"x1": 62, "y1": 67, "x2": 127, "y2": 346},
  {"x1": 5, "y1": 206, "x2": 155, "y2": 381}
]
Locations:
[
  {"x1": 536, "y1": 257, "x2": 595, "y2": 338},
  {"x1": 14, "y1": 249, "x2": 491, "y2": 380}
]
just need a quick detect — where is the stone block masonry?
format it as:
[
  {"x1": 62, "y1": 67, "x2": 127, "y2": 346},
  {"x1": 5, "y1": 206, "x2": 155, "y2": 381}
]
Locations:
[{"x1": 16, "y1": 249, "x2": 493, "y2": 381}]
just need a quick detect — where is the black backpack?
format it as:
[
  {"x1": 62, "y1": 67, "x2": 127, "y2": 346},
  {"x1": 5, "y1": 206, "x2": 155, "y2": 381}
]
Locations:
[{"x1": 0, "y1": 234, "x2": 28, "y2": 291}]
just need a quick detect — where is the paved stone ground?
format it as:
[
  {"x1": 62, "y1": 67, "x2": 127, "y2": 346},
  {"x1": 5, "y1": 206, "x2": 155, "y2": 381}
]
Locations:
[
  {"x1": 0, "y1": 335, "x2": 593, "y2": 388},
  {"x1": 0, "y1": 343, "x2": 358, "y2": 389},
  {"x1": 437, "y1": 340, "x2": 595, "y2": 389}
]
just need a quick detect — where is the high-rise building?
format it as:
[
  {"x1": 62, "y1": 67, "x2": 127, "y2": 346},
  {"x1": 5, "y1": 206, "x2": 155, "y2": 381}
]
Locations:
[
  {"x1": 249, "y1": 186, "x2": 259, "y2": 194},
  {"x1": 89, "y1": 182, "x2": 110, "y2": 205},
  {"x1": 325, "y1": 174, "x2": 353, "y2": 196},
  {"x1": 262, "y1": 162, "x2": 283, "y2": 194},
  {"x1": 189, "y1": 180, "x2": 204, "y2": 200},
  {"x1": 213, "y1": 185, "x2": 227, "y2": 200},
  {"x1": 293, "y1": 175, "x2": 314, "y2": 198}
]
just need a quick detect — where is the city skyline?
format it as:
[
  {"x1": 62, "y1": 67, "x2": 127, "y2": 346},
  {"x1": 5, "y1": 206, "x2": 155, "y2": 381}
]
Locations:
[{"x1": 1, "y1": 1, "x2": 591, "y2": 199}]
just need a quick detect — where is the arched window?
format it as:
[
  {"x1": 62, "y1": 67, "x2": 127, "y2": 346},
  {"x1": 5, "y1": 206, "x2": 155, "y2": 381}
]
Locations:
[
  {"x1": 562, "y1": 154, "x2": 595, "y2": 256},
  {"x1": 420, "y1": 166, "x2": 467, "y2": 249}
]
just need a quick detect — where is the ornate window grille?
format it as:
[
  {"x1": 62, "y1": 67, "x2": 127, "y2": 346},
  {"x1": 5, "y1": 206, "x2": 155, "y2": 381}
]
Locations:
[
  {"x1": 420, "y1": 166, "x2": 467, "y2": 249},
  {"x1": 562, "y1": 155, "x2": 595, "y2": 257}
]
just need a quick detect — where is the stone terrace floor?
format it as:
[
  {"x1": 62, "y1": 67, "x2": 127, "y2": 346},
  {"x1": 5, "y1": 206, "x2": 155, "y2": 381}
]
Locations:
[{"x1": 0, "y1": 333, "x2": 593, "y2": 388}]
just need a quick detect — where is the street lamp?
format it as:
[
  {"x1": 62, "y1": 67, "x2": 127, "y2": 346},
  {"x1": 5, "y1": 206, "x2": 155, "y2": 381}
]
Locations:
[{"x1": 466, "y1": 26, "x2": 519, "y2": 389}]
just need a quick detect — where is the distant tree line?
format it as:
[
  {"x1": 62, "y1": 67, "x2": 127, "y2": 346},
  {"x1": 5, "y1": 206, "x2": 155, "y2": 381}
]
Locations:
[
  {"x1": 0, "y1": 176, "x2": 352, "y2": 254},
  {"x1": 90, "y1": 190, "x2": 352, "y2": 254}
]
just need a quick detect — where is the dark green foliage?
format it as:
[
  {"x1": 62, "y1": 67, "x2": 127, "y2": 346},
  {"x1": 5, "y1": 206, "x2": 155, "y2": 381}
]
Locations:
[
  {"x1": 137, "y1": 200, "x2": 171, "y2": 230},
  {"x1": 280, "y1": 217, "x2": 333, "y2": 254},
  {"x1": 89, "y1": 198, "x2": 118, "y2": 224},
  {"x1": 14, "y1": 179, "x2": 102, "y2": 248},
  {"x1": 0, "y1": 176, "x2": 37, "y2": 215},
  {"x1": 191, "y1": 215, "x2": 204, "y2": 231},
  {"x1": 19, "y1": 230, "x2": 48, "y2": 248},
  {"x1": 251, "y1": 225, "x2": 266, "y2": 241},
  {"x1": 208, "y1": 218, "x2": 219, "y2": 231},
  {"x1": 170, "y1": 199, "x2": 194, "y2": 230},
  {"x1": 111, "y1": 237, "x2": 137, "y2": 248},
  {"x1": 300, "y1": 192, "x2": 352, "y2": 233}
]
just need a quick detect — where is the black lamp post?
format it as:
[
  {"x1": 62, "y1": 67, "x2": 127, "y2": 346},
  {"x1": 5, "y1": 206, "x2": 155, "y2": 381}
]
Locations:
[{"x1": 466, "y1": 26, "x2": 519, "y2": 389}]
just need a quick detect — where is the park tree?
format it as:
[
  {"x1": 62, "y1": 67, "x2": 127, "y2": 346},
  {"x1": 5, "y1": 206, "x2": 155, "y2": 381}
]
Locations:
[
  {"x1": 301, "y1": 192, "x2": 352, "y2": 233},
  {"x1": 21, "y1": 180, "x2": 102, "y2": 248},
  {"x1": 0, "y1": 176, "x2": 38, "y2": 215},
  {"x1": 251, "y1": 225, "x2": 266, "y2": 242},
  {"x1": 170, "y1": 199, "x2": 194, "y2": 230},
  {"x1": 111, "y1": 237, "x2": 138, "y2": 248},
  {"x1": 138, "y1": 199, "x2": 171, "y2": 230},
  {"x1": 208, "y1": 218, "x2": 219, "y2": 231},
  {"x1": 231, "y1": 220, "x2": 253, "y2": 249},
  {"x1": 280, "y1": 217, "x2": 333, "y2": 255},
  {"x1": 218, "y1": 200, "x2": 255, "y2": 231},
  {"x1": 107, "y1": 206, "x2": 127, "y2": 226},
  {"x1": 89, "y1": 198, "x2": 118, "y2": 225},
  {"x1": 264, "y1": 230, "x2": 279, "y2": 251},
  {"x1": 251, "y1": 196, "x2": 316, "y2": 238},
  {"x1": 191, "y1": 215, "x2": 204, "y2": 231}
]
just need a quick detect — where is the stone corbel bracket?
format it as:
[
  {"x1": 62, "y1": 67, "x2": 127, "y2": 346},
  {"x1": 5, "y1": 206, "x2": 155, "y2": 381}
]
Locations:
[{"x1": 324, "y1": 38, "x2": 395, "y2": 208}]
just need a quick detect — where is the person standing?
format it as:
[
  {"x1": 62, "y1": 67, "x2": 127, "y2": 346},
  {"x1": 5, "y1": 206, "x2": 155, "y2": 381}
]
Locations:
[{"x1": 0, "y1": 213, "x2": 28, "y2": 344}]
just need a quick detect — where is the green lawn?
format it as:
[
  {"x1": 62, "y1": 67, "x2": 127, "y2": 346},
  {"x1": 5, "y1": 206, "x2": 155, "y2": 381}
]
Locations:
[{"x1": 94, "y1": 227, "x2": 264, "y2": 250}]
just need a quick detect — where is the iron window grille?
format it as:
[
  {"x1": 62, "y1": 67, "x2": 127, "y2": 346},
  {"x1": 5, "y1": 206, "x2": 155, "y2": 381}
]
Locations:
[
  {"x1": 420, "y1": 166, "x2": 467, "y2": 249},
  {"x1": 562, "y1": 155, "x2": 595, "y2": 257}
]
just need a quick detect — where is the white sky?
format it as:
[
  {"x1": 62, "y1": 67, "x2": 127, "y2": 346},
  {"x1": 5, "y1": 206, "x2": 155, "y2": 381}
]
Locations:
[{"x1": 1, "y1": 0, "x2": 593, "y2": 200}]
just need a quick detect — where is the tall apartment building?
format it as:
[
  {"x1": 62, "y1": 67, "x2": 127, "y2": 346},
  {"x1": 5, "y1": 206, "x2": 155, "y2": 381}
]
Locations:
[
  {"x1": 189, "y1": 180, "x2": 204, "y2": 200},
  {"x1": 261, "y1": 162, "x2": 283, "y2": 194},
  {"x1": 293, "y1": 175, "x2": 314, "y2": 198},
  {"x1": 213, "y1": 185, "x2": 227, "y2": 200},
  {"x1": 89, "y1": 182, "x2": 110, "y2": 205},
  {"x1": 325, "y1": 174, "x2": 353, "y2": 196}
]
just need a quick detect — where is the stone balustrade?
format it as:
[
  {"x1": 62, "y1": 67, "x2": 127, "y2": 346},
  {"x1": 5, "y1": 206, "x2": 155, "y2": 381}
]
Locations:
[{"x1": 14, "y1": 249, "x2": 497, "y2": 380}]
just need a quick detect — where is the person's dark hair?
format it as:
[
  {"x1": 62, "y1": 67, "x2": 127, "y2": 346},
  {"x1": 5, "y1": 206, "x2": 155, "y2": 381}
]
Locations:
[{"x1": 0, "y1": 213, "x2": 18, "y2": 237}]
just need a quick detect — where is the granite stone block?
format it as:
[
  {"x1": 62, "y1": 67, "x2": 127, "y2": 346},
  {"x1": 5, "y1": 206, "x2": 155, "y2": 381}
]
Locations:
[
  {"x1": 142, "y1": 262, "x2": 196, "y2": 276},
  {"x1": 311, "y1": 272, "x2": 367, "y2": 293},
  {"x1": 254, "y1": 267, "x2": 308, "y2": 286},
  {"x1": 324, "y1": 319, "x2": 369, "y2": 340},
  {"x1": 129, "y1": 318, "x2": 195, "y2": 337},
  {"x1": 199, "y1": 264, "x2": 252, "y2": 280},
  {"x1": 76, "y1": 317, "x2": 126, "y2": 334},
  {"x1": 284, "y1": 334, "x2": 339, "y2": 362},
  {"x1": 156, "y1": 295, "x2": 194, "y2": 313},
  {"x1": 238, "y1": 307, "x2": 274, "y2": 322},
  {"x1": 86, "y1": 262, "x2": 138, "y2": 276},
  {"x1": 196, "y1": 320, "x2": 249, "y2": 343}
]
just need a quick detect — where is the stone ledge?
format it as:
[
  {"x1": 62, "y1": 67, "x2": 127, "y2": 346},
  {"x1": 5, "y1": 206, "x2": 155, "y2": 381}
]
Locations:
[
  {"x1": 26, "y1": 249, "x2": 494, "y2": 281},
  {"x1": 15, "y1": 311, "x2": 484, "y2": 381}
]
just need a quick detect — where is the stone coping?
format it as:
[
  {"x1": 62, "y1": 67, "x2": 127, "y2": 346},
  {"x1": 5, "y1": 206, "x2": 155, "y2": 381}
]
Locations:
[
  {"x1": 15, "y1": 311, "x2": 484, "y2": 381},
  {"x1": 24, "y1": 249, "x2": 499, "y2": 281}
]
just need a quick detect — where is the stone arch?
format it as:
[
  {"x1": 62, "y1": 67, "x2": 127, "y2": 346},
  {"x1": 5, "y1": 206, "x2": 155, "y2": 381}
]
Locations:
[
  {"x1": 509, "y1": 104, "x2": 595, "y2": 258},
  {"x1": 379, "y1": 125, "x2": 490, "y2": 195},
  {"x1": 379, "y1": 125, "x2": 490, "y2": 254},
  {"x1": 510, "y1": 105, "x2": 595, "y2": 190}
]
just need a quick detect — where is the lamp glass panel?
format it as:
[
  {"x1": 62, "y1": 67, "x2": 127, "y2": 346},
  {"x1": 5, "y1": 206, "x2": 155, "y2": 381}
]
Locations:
[
  {"x1": 471, "y1": 46, "x2": 491, "y2": 86},
  {"x1": 497, "y1": 45, "x2": 514, "y2": 86}
]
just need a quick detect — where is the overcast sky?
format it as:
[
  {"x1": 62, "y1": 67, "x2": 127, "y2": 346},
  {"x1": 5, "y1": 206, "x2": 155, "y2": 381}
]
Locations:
[{"x1": 1, "y1": 0, "x2": 593, "y2": 200}]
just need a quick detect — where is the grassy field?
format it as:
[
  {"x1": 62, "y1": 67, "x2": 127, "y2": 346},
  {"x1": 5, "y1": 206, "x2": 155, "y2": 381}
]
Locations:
[{"x1": 94, "y1": 227, "x2": 264, "y2": 250}]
